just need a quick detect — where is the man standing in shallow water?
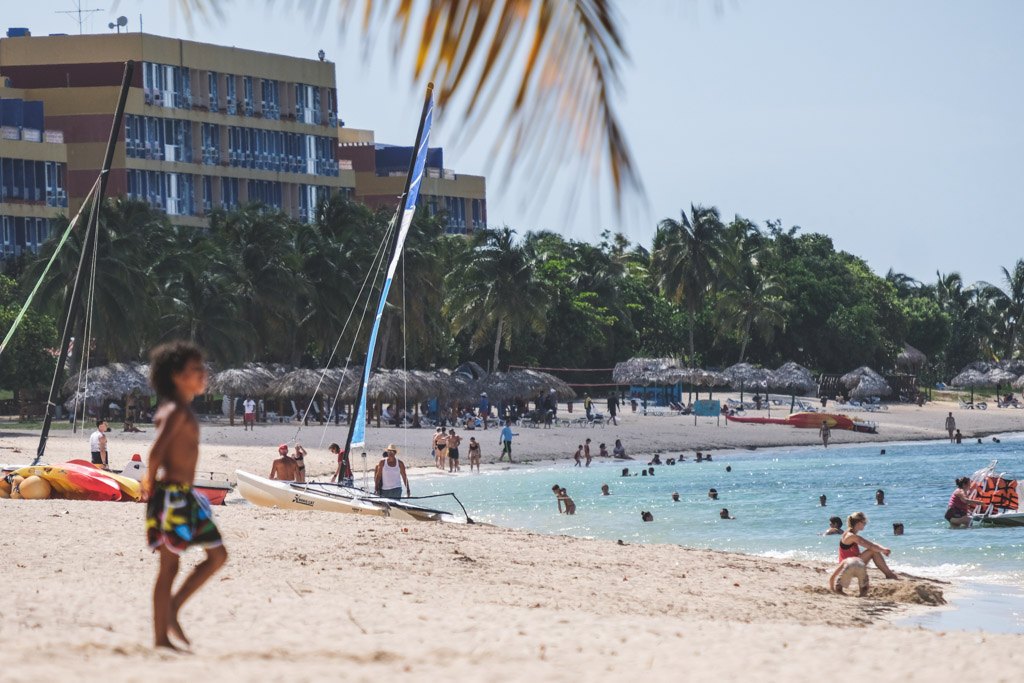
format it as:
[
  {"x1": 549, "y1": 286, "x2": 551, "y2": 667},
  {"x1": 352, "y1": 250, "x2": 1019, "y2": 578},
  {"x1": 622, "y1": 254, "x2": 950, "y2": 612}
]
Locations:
[{"x1": 945, "y1": 412, "x2": 956, "y2": 443}]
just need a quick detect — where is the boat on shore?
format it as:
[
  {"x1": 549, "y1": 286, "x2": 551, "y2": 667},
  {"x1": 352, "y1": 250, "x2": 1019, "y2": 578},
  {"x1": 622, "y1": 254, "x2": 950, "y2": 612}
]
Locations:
[
  {"x1": 726, "y1": 411, "x2": 877, "y2": 433},
  {"x1": 970, "y1": 461, "x2": 1024, "y2": 527},
  {"x1": 235, "y1": 470, "x2": 469, "y2": 523}
]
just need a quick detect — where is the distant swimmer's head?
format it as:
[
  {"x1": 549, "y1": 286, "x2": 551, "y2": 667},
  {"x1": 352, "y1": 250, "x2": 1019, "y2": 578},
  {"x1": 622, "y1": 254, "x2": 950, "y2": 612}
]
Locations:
[
  {"x1": 847, "y1": 511, "x2": 867, "y2": 531},
  {"x1": 601, "y1": 484, "x2": 610, "y2": 495},
  {"x1": 671, "y1": 492, "x2": 680, "y2": 502},
  {"x1": 829, "y1": 516, "x2": 842, "y2": 529}
]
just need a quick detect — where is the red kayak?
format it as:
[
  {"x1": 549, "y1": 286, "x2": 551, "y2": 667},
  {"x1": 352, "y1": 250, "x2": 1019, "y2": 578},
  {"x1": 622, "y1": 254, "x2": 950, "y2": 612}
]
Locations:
[{"x1": 727, "y1": 411, "x2": 876, "y2": 433}]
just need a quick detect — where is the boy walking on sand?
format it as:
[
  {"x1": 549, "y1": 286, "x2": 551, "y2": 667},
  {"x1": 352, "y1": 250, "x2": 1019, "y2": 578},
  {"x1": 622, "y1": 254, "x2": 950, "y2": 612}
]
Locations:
[{"x1": 144, "y1": 341, "x2": 227, "y2": 650}]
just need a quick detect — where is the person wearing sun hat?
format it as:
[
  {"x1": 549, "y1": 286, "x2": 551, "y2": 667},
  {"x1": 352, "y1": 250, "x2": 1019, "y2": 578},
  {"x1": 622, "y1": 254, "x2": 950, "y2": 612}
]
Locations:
[
  {"x1": 269, "y1": 443, "x2": 299, "y2": 481},
  {"x1": 374, "y1": 444, "x2": 410, "y2": 499}
]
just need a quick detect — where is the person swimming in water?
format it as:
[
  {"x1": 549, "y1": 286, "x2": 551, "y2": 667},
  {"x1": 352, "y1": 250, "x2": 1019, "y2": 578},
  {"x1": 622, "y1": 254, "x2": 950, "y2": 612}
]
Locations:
[{"x1": 824, "y1": 516, "x2": 843, "y2": 535}]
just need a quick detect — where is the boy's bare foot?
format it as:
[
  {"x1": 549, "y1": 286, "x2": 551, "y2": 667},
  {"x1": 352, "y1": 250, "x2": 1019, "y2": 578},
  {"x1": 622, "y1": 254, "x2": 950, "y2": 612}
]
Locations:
[
  {"x1": 168, "y1": 610, "x2": 191, "y2": 647},
  {"x1": 155, "y1": 638, "x2": 183, "y2": 652}
]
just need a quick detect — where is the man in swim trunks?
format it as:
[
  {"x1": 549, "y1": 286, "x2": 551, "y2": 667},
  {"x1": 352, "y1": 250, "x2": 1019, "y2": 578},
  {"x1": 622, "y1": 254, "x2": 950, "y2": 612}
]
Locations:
[
  {"x1": 447, "y1": 428, "x2": 462, "y2": 473},
  {"x1": 269, "y1": 444, "x2": 300, "y2": 481},
  {"x1": 144, "y1": 341, "x2": 227, "y2": 650},
  {"x1": 242, "y1": 397, "x2": 256, "y2": 431},
  {"x1": 374, "y1": 445, "x2": 410, "y2": 499},
  {"x1": 89, "y1": 420, "x2": 109, "y2": 468},
  {"x1": 829, "y1": 557, "x2": 869, "y2": 596}
]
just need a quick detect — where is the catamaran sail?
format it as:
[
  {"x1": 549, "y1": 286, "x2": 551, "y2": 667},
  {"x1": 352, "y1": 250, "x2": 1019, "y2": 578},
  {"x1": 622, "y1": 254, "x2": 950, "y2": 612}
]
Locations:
[
  {"x1": 238, "y1": 84, "x2": 467, "y2": 523},
  {"x1": 347, "y1": 86, "x2": 433, "y2": 452}
]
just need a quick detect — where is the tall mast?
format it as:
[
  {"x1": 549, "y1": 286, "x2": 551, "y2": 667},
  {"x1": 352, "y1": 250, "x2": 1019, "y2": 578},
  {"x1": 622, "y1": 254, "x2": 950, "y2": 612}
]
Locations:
[
  {"x1": 342, "y1": 83, "x2": 434, "y2": 463},
  {"x1": 36, "y1": 61, "x2": 135, "y2": 464}
]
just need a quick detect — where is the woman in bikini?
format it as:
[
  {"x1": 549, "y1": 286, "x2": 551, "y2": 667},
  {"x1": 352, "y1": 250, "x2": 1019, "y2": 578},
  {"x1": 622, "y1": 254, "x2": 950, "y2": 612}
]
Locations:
[
  {"x1": 945, "y1": 476, "x2": 982, "y2": 528},
  {"x1": 432, "y1": 428, "x2": 448, "y2": 470},
  {"x1": 839, "y1": 511, "x2": 898, "y2": 579}
]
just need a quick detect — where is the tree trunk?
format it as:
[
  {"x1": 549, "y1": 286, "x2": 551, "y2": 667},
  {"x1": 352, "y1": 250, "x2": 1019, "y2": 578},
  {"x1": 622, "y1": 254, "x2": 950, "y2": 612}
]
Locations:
[
  {"x1": 492, "y1": 317, "x2": 504, "y2": 371},
  {"x1": 228, "y1": 395, "x2": 235, "y2": 426},
  {"x1": 687, "y1": 308, "x2": 696, "y2": 366},
  {"x1": 738, "y1": 315, "x2": 753, "y2": 363}
]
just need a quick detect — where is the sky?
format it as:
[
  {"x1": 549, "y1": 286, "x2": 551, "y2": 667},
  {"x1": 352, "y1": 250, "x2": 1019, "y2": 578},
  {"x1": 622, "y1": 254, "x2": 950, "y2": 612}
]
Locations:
[{"x1": 7, "y1": 0, "x2": 1023, "y2": 285}]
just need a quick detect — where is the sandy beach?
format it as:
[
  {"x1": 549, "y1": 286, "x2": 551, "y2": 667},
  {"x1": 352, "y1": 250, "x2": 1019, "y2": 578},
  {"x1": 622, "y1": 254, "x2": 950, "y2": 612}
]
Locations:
[{"x1": 3, "y1": 397, "x2": 1024, "y2": 681}]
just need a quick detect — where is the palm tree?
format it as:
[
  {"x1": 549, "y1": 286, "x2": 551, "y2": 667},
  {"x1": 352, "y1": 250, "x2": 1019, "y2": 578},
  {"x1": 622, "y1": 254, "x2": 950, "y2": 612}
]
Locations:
[
  {"x1": 445, "y1": 227, "x2": 550, "y2": 369},
  {"x1": 717, "y1": 239, "x2": 789, "y2": 363},
  {"x1": 651, "y1": 204, "x2": 725, "y2": 364},
  {"x1": 980, "y1": 259, "x2": 1024, "y2": 358},
  {"x1": 24, "y1": 198, "x2": 169, "y2": 362},
  {"x1": 174, "y1": 0, "x2": 638, "y2": 213}
]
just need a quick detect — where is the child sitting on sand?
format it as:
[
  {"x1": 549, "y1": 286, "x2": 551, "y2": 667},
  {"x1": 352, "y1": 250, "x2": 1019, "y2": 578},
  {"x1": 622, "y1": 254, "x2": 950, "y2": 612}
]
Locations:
[
  {"x1": 144, "y1": 341, "x2": 228, "y2": 650},
  {"x1": 829, "y1": 557, "x2": 869, "y2": 596}
]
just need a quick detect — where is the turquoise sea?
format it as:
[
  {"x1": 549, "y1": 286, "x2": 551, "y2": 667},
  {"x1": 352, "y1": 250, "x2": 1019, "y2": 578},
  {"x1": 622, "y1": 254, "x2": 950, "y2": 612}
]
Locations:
[{"x1": 413, "y1": 434, "x2": 1024, "y2": 631}]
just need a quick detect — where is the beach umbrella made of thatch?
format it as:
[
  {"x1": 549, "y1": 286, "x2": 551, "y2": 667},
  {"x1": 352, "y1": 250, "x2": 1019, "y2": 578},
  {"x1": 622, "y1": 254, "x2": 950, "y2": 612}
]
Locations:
[
  {"x1": 985, "y1": 367, "x2": 1019, "y2": 387},
  {"x1": 840, "y1": 366, "x2": 886, "y2": 390},
  {"x1": 950, "y1": 369, "x2": 991, "y2": 388},
  {"x1": 850, "y1": 374, "x2": 892, "y2": 399},
  {"x1": 896, "y1": 344, "x2": 927, "y2": 374},
  {"x1": 767, "y1": 362, "x2": 817, "y2": 395},
  {"x1": 1013, "y1": 375, "x2": 1024, "y2": 391},
  {"x1": 339, "y1": 368, "x2": 438, "y2": 403},
  {"x1": 62, "y1": 362, "x2": 153, "y2": 397},
  {"x1": 691, "y1": 369, "x2": 729, "y2": 387},
  {"x1": 723, "y1": 363, "x2": 770, "y2": 389},
  {"x1": 516, "y1": 369, "x2": 577, "y2": 400},
  {"x1": 612, "y1": 357, "x2": 683, "y2": 385},
  {"x1": 207, "y1": 368, "x2": 273, "y2": 397},
  {"x1": 474, "y1": 371, "x2": 534, "y2": 402},
  {"x1": 267, "y1": 368, "x2": 346, "y2": 399},
  {"x1": 432, "y1": 369, "x2": 479, "y2": 403}
]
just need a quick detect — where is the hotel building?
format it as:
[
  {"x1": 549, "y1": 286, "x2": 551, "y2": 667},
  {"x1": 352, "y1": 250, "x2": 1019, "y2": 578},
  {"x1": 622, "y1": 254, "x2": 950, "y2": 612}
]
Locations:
[
  {"x1": 338, "y1": 128, "x2": 486, "y2": 235},
  {"x1": 0, "y1": 83, "x2": 67, "y2": 260},
  {"x1": 0, "y1": 30, "x2": 353, "y2": 229}
]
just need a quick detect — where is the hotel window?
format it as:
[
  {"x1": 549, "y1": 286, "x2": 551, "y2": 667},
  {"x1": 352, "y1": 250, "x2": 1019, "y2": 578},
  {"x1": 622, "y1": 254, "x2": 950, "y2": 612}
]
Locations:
[
  {"x1": 222, "y1": 176, "x2": 239, "y2": 209},
  {"x1": 225, "y1": 75, "x2": 238, "y2": 115},
  {"x1": 208, "y1": 71, "x2": 220, "y2": 112},
  {"x1": 242, "y1": 77, "x2": 254, "y2": 116},
  {"x1": 261, "y1": 79, "x2": 280, "y2": 120},
  {"x1": 174, "y1": 67, "x2": 192, "y2": 108},
  {"x1": 202, "y1": 176, "x2": 213, "y2": 213},
  {"x1": 246, "y1": 179, "x2": 282, "y2": 209},
  {"x1": 201, "y1": 123, "x2": 220, "y2": 165}
]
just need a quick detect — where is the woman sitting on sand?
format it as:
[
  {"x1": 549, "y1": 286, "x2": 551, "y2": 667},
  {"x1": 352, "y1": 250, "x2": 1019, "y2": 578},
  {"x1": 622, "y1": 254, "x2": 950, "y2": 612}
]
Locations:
[
  {"x1": 839, "y1": 512, "x2": 898, "y2": 579},
  {"x1": 612, "y1": 439, "x2": 626, "y2": 458},
  {"x1": 945, "y1": 477, "x2": 983, "y2": 528}
]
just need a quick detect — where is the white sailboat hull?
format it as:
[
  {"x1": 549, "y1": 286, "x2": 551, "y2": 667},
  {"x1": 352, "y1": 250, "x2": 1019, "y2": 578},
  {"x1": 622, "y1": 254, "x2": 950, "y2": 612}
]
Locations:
[
  {"x1": 236, "y1": 470, "x2": 399, "y2": 518},
  {"x1": 235, "y1": 471, "x2": 465, "y2": 523}
]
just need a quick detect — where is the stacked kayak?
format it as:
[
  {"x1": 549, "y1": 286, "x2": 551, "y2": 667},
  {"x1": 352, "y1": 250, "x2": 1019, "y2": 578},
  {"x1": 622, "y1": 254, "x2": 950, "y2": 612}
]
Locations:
[{"x1": 2, "y1": 460, "x2": 141, "y2": 502}]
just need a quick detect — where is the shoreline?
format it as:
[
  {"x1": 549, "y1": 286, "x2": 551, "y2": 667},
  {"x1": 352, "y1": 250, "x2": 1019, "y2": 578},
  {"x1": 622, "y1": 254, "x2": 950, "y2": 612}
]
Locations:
[{"x1": 4, "y1": 398, "x2": 1024, "y2": 680}]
